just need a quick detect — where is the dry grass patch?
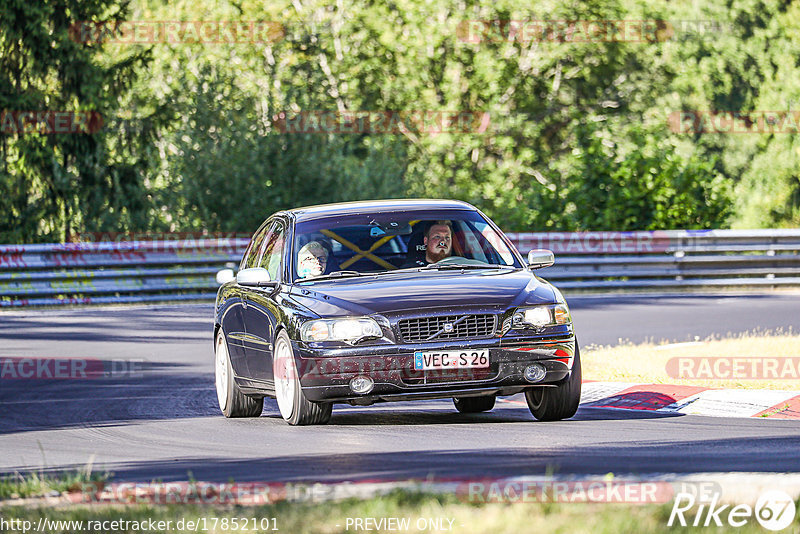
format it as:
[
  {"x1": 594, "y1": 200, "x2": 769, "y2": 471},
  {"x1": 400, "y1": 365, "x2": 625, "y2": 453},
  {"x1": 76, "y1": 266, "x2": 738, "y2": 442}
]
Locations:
[{"x1": 582, "y1": 331, "x2": 800, "y2": 390}]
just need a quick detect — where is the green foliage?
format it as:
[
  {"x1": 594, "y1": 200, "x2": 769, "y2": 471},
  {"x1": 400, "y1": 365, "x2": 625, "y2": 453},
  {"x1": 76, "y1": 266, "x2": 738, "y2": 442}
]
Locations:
[
  {"x1": 157, "y1": 66, "x2": 407, "y2": 232},
  {"x1": 1, "y1": 0, "x2": 798, "y2": 242},
  {"x1": 561, "y1": 123, "x2": 731, "y2": 230},
  {"x1": 0, "y1": 0, "x2": 165, "y2": 242}
]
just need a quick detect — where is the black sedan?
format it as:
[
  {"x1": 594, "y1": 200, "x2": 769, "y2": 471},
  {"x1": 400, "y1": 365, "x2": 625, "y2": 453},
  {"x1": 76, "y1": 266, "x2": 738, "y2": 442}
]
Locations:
[{"x1": 214, "y1": 199, "x2": 580, "y2": 425}]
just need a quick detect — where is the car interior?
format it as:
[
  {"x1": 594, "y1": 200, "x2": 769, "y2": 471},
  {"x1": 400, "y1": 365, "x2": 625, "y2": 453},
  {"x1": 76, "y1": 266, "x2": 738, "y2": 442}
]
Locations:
[{"x1": 294, "y1": 218, "x2": 514, "y2": 280}]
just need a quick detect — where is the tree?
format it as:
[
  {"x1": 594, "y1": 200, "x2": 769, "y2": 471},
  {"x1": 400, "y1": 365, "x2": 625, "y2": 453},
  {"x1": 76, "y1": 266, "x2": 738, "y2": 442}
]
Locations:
[{"x1": 0, "y1": 0, "x2": 158, "y2": 242}]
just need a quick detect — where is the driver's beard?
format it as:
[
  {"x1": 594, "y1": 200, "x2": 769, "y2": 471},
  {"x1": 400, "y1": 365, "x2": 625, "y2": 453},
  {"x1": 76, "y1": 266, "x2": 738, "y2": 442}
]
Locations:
[{"x1": 427, "y1": 247, "x2": 450, "y2": 263}]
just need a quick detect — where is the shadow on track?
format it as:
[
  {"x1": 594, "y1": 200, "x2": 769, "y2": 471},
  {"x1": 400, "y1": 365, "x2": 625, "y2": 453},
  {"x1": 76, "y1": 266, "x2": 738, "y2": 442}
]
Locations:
[
  {"x1": 0, "y1": 371, "x2": 681, "y2": 436},
  {"x1": 13, "y1": 434, "x2": 800, "y2": 483},
  {"x1": 0, "y1": 366, "x2": 217, "y2": 435},
  {"x1": 315, "y1": 404, "x2": 682, "y2": 426}
]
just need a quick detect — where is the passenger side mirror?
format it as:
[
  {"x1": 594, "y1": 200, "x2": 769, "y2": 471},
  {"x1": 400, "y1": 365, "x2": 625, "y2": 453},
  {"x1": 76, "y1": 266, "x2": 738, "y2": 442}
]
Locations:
[
  {"x1": 216, "y1": 268, "x2": 235, "y2": 284},
  {"x1": 236, "y1": 267, "x2": 278, "y2": 288},
  {"x1": 527, "y1": 249, "x2": 555, "y2": 269}
]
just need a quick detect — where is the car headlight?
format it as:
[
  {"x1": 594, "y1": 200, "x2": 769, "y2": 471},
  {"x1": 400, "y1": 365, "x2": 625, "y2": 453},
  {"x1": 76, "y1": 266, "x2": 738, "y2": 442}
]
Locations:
[
  {"x1": 553, "y1": 303, "x2": 571, "y2": 324},
  {"x1": 300, "y1": 317, "x2": 383, "y2": 342},
  {"x1": 513, "y1": 304, "x2": 572, "y2": 328}
]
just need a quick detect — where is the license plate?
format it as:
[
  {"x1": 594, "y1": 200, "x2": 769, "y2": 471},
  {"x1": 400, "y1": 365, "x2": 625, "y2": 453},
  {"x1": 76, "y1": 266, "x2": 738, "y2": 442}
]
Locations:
[{"x1": 413, "y1": 350, "x2": 489, "y2": 370}]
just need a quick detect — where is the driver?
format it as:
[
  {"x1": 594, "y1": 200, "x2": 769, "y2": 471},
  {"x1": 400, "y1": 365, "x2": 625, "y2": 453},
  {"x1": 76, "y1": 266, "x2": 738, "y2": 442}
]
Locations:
[
  {"x1": 424, "y1": 221, "x2": 453, "y2": 263},
  {"x1": 403, "y1": 221, "x2": 453, "y2": 267}
]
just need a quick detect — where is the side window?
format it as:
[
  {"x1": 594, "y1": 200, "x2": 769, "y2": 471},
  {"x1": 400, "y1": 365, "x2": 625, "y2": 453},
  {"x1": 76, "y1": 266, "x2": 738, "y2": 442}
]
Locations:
[
  {"x1": 242, "y1": 222, "x2": 270, "y2": 269},
  {"x1": 258, "y1": 221, "x2": 286, "y2": 281},
  {"x1": 477, "y1": 222, "x2": 515, "y2": 265},
  {"x1": 456, "y1": 221, "x2": 488, "y2": 262}
]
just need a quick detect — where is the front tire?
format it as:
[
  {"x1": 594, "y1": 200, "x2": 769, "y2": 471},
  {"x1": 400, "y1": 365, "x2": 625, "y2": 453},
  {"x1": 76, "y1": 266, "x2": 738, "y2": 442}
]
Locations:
[
  {"x1": 453, "y1": 395, "x2": 496, "y2": 413},
  {"x1": 525, "y1": 342, "x2": 582, "y2": 421},
  {"x1": 273, "y1": 331, "x2": 332, "y2": 425},
  {"x1": 215, "y1": 329, "x2": 264, "y2": 418}
]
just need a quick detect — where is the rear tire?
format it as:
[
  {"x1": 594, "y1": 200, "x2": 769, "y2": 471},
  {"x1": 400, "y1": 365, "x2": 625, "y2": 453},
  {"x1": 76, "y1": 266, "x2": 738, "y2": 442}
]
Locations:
[
  {"x1": 525, "y1": 342, "x2": 582, "y2": 421},
  {"x1": 273, "y1": 330, "x2": 332, "y2": 425},
  {"x1": 215, "y1": 329, "x2": 264, "y2": 418},
  {"x1": 453, "y1": 395, "x2": 496, "y2": 413}
]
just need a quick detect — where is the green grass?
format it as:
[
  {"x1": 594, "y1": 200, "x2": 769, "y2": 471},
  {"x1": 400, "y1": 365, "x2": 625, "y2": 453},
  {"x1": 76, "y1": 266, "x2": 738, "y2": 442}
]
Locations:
[
  {"x1": 2, "y1": 489, "x2": 799, "y2": 533},
  {"x1": 0, "y1": 470, "x2": 108, "y2": 500}
]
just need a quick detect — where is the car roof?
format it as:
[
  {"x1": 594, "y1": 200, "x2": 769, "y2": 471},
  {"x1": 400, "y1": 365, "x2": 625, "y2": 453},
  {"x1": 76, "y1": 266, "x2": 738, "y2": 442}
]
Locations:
[{"x1": 282, "y1": 199, "x2": 477, "y2": 222}]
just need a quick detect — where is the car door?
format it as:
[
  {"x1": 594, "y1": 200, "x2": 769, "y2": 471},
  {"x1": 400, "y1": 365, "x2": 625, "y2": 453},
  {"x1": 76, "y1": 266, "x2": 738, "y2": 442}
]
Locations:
[
  {"x1": 242, "y1": 219, "x2": 287, "y2": 385},
  {"x1": 218, "y1": 283, "x2": 248, "y2": 376},
  {"x1": 226, "y1": 221, "x2": 270, "y2": 378}
]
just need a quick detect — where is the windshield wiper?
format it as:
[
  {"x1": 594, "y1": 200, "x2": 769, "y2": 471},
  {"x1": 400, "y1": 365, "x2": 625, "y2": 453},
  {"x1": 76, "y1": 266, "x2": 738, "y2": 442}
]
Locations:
[
  {"x1": 299, "y1": 270, "x2": 362, "y2": 281},
  {"x1": 419, "y1": 263, "x2": 512, "y2": 270}
]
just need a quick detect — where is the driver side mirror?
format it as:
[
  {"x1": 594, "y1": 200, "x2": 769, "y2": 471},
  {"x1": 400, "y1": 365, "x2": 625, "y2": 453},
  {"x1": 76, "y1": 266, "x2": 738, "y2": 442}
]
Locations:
[
  {"x1": 527, "y1": 249, "x2": 555, "y2": 269},
  {"x1": 236, "y1": 267, "x2": 278, "y2": 288}
]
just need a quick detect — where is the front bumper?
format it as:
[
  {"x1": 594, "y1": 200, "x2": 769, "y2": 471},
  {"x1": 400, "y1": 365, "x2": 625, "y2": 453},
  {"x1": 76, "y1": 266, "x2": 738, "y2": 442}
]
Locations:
[{"x1": 293, "y1": 334, "x2": 576, "y2": 403}]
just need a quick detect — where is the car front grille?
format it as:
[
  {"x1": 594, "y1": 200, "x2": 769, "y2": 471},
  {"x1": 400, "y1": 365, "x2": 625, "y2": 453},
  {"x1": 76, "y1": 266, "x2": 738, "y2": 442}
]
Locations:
[{"x1": 397, "y1": 314, "x2": 497, "y2": 343}]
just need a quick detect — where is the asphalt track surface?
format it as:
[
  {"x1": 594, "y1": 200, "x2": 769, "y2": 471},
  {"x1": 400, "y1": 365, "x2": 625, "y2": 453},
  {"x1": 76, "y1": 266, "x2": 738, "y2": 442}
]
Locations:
[{"x1": 1, "y1": 293, "x2": 799, "y2": 483}]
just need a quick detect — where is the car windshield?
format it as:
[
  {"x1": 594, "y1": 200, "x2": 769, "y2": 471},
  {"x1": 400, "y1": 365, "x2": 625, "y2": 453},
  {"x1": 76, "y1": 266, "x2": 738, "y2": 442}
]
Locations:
[{"x1": 292, "y1": 209, "x2": 522, "y2": 281}]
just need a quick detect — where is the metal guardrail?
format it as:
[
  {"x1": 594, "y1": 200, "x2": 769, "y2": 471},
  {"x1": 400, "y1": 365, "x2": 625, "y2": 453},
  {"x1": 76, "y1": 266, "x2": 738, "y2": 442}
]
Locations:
[
  {"x1": 511, "y1": 229, "x2": 800, "y2": 290},
  {"x1": 1, "y1": 230, "x2": 799, "y2": 307},
  {"x1": 0, "y1": 239, "x2": 247, "y2": 307}
]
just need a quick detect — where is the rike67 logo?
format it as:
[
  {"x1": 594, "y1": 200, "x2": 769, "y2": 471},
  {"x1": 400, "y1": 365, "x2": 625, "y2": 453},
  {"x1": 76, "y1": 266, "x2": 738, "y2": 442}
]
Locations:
[{"x1": 669, "y1": 489, "x2": 796, "y2": 531}]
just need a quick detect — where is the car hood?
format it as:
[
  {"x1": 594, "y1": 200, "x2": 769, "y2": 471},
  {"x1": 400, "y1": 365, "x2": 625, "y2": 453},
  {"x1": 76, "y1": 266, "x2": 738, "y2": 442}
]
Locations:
[{"x1": 286, "y1": 269, "x2": 557, "y2": 317}]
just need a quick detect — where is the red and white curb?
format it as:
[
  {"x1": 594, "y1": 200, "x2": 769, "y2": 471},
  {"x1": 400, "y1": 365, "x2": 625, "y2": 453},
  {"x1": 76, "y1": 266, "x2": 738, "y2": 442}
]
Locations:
[{"x1": 578, "y1": 382, "x2": 800, "y2": 419}]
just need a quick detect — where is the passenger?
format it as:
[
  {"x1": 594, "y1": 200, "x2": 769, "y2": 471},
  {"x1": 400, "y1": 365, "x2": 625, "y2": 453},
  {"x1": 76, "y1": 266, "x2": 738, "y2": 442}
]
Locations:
[{"x1": 297, "y1": 241, "x2": 329, "y2": 278}]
